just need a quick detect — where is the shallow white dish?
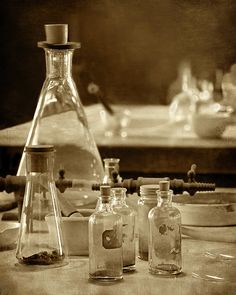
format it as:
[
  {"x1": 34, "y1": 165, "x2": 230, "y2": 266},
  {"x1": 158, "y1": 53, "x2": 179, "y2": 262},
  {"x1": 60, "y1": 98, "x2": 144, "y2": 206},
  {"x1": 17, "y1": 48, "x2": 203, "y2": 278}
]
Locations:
[
  {"x1": 46, "y1": 209, "x2": 94, "y2": 256},
  {"x1": 0, "y1": 221, "x2": 20, "y2": 249},
  {"x1": 173, "y1": 192, "x2": 236, "y2": 226},
  {"x1": 182, "y1": 225, "x2": 236, "y2": 243}
]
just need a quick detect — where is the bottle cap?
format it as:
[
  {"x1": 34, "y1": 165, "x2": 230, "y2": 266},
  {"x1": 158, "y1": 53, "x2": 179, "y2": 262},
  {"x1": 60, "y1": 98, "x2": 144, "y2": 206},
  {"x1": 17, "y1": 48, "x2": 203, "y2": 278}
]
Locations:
[
  {"x1": 45, "y1": 24, "x2": 68, "y2": 44},
  {"x1": 140, "y1": 184, "x2": 159, "y2": 197},
  {"x1": 25, "y1": 145, "x2": 55, "y2": 153},
  {"x1": 159, "y1": 180, "x2": 170, "y2": 191}
]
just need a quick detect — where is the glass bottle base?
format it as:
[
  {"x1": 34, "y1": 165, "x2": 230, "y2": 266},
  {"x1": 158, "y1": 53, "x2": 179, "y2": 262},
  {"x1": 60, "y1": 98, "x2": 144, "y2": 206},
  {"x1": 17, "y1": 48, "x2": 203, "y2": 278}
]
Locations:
[
  {"x1": 149, "y1": 264, "x2": 182, "y2": 276},
  {"x1": 138, "y1": 251, "x2": 148, "y2": 261},
  {"x1": 123, "y1": 264, "x2": 136, "y2": 272},
  {"x1": 89, "y1": 273, "x2": 123, "y2": 281}
]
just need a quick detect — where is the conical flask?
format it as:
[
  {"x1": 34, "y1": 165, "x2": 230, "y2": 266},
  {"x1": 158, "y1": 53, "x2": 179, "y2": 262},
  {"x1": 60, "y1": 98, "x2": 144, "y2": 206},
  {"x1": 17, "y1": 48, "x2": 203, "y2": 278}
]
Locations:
[
  {"x1": 16, "y1": 145, "x2": 66, "y2": 266},
  {"x1": 17, "y1": 24, "x2": 104, "y2": 193}
]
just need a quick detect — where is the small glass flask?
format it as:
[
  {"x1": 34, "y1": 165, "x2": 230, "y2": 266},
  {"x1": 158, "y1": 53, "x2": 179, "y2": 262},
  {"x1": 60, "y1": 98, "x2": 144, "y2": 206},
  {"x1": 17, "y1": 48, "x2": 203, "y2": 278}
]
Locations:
[
  {"x1": 148, "y1": 180, "x2": 182, "y2": 276},
  {"x1": 16, "y1": 145, "x2": 66, "y2": 267},
  {"x1": 95, "y1": 158, "x2": 121, "y2": 209},
  {"x1": 111, "y1": 188, "x2": 136, "y2": 272},
  {"x1": 89, "y1": 185, "x2": 123, "y2": 281},
  {"x1": 137, "y1": 184, "x2": 159, "y2": 260},
  {"x1": 103, "y1": 158, "x2": 121, "y2": 185}
]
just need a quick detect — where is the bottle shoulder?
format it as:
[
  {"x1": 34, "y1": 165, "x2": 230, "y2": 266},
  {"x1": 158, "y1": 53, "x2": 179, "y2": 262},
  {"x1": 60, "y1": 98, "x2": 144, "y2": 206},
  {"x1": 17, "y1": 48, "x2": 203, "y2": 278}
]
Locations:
[
  {"x1": 148, "y1": 205, "x2": 181, "y2": 219},
  {"x1": 112, "y1": 204, "x2": 136, "y2": 216},
  {"x1": 138, "y1": 197, "x2": 157, "y2": 205},
  {"x1": 89, "y1": 210, "x2": 122, "y2": 222}
]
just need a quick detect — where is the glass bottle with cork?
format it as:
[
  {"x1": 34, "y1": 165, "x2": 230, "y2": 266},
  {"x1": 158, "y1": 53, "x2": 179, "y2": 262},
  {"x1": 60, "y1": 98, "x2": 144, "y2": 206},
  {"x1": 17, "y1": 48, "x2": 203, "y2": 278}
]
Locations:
[
  {"x1": 111, "y1": 187, "x2": 136, "y2": 272},
  {"x1": 148, "y1": 180, "x2": 182, "y2": 276},
  {"x1": 89, "y1": 185, "x2": 123, "y2": 281}
]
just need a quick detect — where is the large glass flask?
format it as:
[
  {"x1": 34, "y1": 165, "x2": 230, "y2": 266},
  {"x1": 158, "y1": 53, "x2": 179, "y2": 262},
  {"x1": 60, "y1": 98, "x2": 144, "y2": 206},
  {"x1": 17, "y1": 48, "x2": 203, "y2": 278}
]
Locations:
[
  {"x1": 89, "y1": 185, "x2": 123, "y2": 281},
  {"x1": 16, "y1": 145, "x2": 66, "y2": 266},
  {"x1": 17, "y1": 24, "x2": 104, "y2": 192},
  {"x1": 148, "y1": 180, "x2": 182, "y2": 276},
  {"x1": 111, "y1": 187, "x2": 136, "y2": 272}
]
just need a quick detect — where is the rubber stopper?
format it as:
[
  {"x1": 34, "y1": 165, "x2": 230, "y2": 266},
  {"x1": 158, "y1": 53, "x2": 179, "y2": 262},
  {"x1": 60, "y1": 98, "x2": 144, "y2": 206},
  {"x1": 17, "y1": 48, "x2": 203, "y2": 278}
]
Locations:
[{"x1": 45, "y1": 24, "x2": 68, "y2": 44}]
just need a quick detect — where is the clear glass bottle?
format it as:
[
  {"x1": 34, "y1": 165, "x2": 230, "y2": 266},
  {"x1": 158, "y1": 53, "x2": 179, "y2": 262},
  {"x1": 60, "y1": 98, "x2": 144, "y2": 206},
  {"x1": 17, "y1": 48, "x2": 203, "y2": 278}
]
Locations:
[
  {"x1": 16, "y1": 145, "x2": 66, "y2": 267},
  {"x1": 137, "y1": 184, "x2": 159, "y2": 260},
  {"x1": 103, "y1": 158, "x2": 121, "y2": 185},
  {"x1": 148, "y1": 180, "x2": 182, "y2": 276},
  {"x1": 111, "y1": 187, "x2": 136, "y2": 272},
  {"x1": 89, "y1": 185, "x2": 123, "y2": 281},
  {"x1": 95, "y1": 158, "x2": 121, "y2": 209},
  {"x1": 17, "y1": 24, "x2": 104, "y2": 192}
]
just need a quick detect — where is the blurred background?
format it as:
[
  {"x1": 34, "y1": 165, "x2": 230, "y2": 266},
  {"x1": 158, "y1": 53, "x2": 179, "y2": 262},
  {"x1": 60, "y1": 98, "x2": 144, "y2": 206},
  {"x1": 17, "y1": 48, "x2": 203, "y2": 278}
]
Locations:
[{"x1": 1, "y1": 0, "x2": 236, "y2": 128}]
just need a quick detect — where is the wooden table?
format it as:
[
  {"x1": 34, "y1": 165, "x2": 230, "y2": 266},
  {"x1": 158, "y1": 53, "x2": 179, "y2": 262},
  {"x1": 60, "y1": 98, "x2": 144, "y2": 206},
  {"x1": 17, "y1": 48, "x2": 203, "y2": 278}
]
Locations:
[
  {"x1": 0, "y1": 236, "x2": 236, "y2": 294},
  {"x1": 0, "y1": 188, "x2": 236, "y2": 294}
]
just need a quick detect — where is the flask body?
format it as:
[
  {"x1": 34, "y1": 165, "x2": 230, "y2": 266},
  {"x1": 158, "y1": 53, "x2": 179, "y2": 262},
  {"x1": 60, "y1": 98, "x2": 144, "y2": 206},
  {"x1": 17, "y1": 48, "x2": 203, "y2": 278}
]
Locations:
[{"x1": 18, "y1": 48, "x2": 104, "y2": 184}]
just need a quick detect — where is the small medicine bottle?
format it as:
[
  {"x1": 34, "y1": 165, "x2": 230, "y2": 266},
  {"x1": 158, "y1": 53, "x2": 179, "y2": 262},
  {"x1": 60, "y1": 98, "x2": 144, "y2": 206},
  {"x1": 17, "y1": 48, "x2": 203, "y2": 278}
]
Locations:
[
  {"x1": 148, "y1": 180, "x2": 182, "y2": 276},
  {"x1": 111, "y1": 187, "x2": 136, "y2": 272},
  {"x1": 89, "y1": 185, "x2": 123, "y2": 281},
  {"x1": 137, "y1": 184, "x2": 159, "y2": 260}
]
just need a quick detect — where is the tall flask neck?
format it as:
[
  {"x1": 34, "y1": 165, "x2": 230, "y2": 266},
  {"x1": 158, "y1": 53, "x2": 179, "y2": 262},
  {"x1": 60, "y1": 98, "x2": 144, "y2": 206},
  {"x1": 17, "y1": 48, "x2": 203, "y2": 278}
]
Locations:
[{"x1": 45, "y1": 49, "x2": 73, "y2": 78}]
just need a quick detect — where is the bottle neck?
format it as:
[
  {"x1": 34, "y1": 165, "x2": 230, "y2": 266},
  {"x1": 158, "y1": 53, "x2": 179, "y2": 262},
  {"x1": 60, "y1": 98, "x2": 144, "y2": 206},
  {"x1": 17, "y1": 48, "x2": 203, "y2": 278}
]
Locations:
[
  {"x1": 157, "y1": 190, "x2": 172, "y2": 207},
  {"x1": 112, "y1": 195, "x2": 126, "y2": 206},
  {"x1": 97, "y1": 196, "x2": 113, "y2": 212},
  {"x1": 45, "y1": 49, "x2": 73, "y2": 78}
]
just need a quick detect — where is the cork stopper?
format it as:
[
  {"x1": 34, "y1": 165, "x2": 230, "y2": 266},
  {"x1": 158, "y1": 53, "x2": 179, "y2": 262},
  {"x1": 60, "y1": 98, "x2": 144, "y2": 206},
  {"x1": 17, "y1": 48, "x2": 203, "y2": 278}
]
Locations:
[
  {"x1": 159, "y1": 180, "x2": 170, "y2": 192},
  {"x1": 100, "y1": 185, "x2": 111, "y2": 203},
  {"x1": 38, "y1": 24, "x2": 80, "y2": 49},
  {"x1": 140, "y1": 184, "x2": 159, "y2": 198},
  {"x1": 45, "y1": 24, "x2": 68, "y2": 44},
  {"x1": 25, "y1": 145, "x2": 55, "y2": 173},
  {"x1": 100, "y1": 185, "x2": 111, "y2": 196}
]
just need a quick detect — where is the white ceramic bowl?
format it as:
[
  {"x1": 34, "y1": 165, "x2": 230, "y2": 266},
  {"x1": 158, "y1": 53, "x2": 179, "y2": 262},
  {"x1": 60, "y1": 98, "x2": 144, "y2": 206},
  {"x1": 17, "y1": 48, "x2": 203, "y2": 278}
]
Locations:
[
  {"x1": 46, "y1": 209, "x2": 94, "y2": 256},
  {"x1": 173, "y1": 192, "x2": 236, "y2": 226},
  {"x1": 0, "y1": 221, "x2": 20, "y2": 249},
  {"x1": 191, "y1": 113, "x2": 231, "y2": 138}
]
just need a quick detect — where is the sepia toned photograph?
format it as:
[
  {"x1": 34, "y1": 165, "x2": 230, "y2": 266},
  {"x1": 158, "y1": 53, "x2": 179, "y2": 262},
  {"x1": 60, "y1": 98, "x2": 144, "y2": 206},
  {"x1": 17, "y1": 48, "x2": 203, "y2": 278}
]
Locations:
[{"x1": 0, "y1": 1, "x2": 236, "y2": 294}]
